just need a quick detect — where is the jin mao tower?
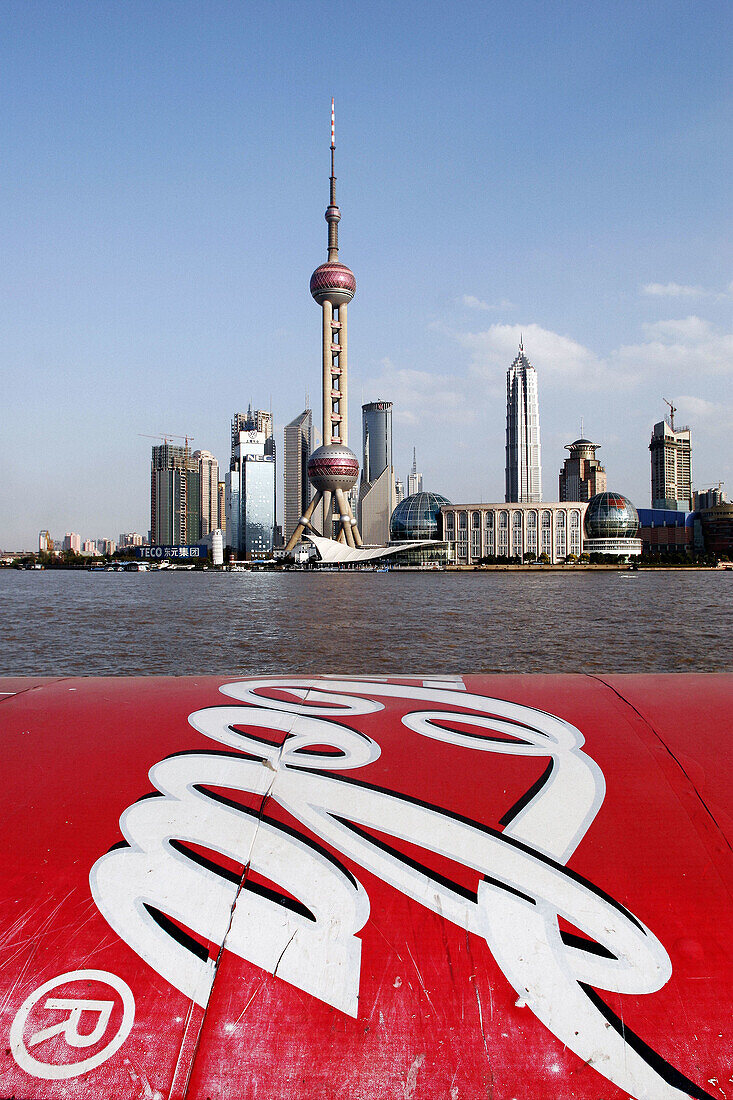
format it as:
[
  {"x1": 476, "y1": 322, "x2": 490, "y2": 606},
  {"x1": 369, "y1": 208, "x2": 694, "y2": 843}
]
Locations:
[
  {"x1": 505, "y1": 340, "x2": 542, "y2": 503},
  {"x1": 286, "y1": 103, "x2": 362, "y2": 550}
]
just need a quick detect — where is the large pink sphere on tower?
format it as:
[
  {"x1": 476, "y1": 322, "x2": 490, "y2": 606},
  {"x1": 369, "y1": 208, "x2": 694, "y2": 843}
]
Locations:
[
  {"x1": 307, "y1": 443, "x2": 359, "y2": 492},
  {"x1": 310, "y1": 261, "x2": 356, "y2": 307}
]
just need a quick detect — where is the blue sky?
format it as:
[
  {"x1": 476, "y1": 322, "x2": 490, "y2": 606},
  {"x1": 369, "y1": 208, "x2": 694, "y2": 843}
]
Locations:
[{"x1": 1, "y1": 0, "x2": 731, "y2": 547}]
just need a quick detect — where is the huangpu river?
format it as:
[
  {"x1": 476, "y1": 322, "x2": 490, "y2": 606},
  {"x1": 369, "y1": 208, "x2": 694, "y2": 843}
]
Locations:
[{"x1": 0, "y1": 568, "x2": 730, "y2": 675}]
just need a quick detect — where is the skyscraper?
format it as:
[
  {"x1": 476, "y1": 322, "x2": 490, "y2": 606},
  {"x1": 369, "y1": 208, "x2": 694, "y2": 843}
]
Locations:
[
  {"x1": 505, "y1": 341, "x2": 542, "y2": 503},
  {"x1": 150, "y1": 443, "x2": 200, "y2": 545},
  {"x1": 650, "y1": 412, "x2": 692, "y2": 510},
  {"x1": 559, "y1": 436, "x2": 606, "y2": 502},
  {"x1": 359, "y1": 400, "x2": 396, "y2": 545},
  {"x1": 407, "y1": 447, "x2": 423, "y2": 496},
  {"x1": 226, "y1": 430, "x2": 275, "y2": 558},
  {"x1": 230, "y1": 406, "x2": 276, "y2": 543},
  {"x1": 286, "y1": 101, "x2": 362, "y2": 550},
  {"x1": 284, "y1": 407, "x2": 316, "y2": 543},
  {"x1": 194, "y1": 450, "x2": 219, "y2": 538}
]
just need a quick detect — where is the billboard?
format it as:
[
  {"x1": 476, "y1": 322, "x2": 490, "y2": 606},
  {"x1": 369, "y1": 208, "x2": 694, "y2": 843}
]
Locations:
[{"x1": 136, "y1": 545, "x2": 206, "y2": 559}]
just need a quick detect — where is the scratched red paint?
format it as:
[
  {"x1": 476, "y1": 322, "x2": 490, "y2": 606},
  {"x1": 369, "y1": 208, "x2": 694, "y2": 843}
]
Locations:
[{"x1": 0, "y1": 675, "x2": 730, "y2": 1099}]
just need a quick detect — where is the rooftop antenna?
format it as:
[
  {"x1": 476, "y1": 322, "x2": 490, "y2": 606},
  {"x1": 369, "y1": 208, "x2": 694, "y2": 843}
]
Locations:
[
  {"x1": 664, "y1": 398, "x2": 676, "y2": 430},
  {"x1": 580, "y1": 417, "x2": 584, "y2": 437},
  {"x1": 519, "y1": 332, "x2": 524, "y2": 354}
]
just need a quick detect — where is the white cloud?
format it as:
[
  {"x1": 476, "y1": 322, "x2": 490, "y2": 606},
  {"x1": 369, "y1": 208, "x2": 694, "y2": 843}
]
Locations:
[
  {"x1": 366, "y1": 359, "x2": 470, "y2": 426},
  {"x1": 641, "y1": 281, "x2": 733, "y2": 301},
  {"x1": 460, "y1": 322, "x2": 614, "y2": 390},
  {"x1": 641, "y1": 316, "x2": 712, "y2": 342},
  {"x1": 615, "y1": 319, "x2": 732, "y2": 375},
  {"x1": 461, "y1": 294, "x2": 516, "y2": 312},
  {"x1": 675, "y1": 395, "x2": 733, "y2": 432},
  {"x1": 642, "y1": 282, "x2": 707, "y2": 298}
]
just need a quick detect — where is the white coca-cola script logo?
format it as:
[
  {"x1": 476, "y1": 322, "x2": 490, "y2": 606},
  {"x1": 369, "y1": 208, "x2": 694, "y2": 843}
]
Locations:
[{"x1": 90, "y1": 678, "x2": 710, "y2": 1100}]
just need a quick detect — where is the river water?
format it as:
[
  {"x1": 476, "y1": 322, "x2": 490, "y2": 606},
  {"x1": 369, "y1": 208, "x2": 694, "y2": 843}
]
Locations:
[{"x1": 0, "y1": 569, "x2": 730, "y2": 676}]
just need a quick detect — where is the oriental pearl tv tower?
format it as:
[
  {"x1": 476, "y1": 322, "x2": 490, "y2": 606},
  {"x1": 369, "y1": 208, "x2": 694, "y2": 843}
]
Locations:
[{"x1": 285, "y1": 101, "x2": 363, "y2": 551}]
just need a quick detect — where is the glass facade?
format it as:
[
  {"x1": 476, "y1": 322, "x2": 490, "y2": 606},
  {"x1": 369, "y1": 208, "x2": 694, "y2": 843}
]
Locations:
[
  {"x1": 241, "y1": 458, "x2": 275, "y2": 557},
  {"x1": 569, "y1": 510, "x2": 581, "y2": 556},
  {"x1": 541, "y1": 510, "x2": 552, "y2": 557},
  {"x1": 485, "y1": 511, "x2": 494, "y2": 556},
  {"x1": 584, "y1": 493, "x2": 640, "y2": 539},
  {"x1": 512, "y1": 511, "x2": 523, "y2": 557},
  {"x1": 389, "y1": 492, "x2": 451, "y2": 541},
  {"x1": 498, "y1": 511, "x2": 509, "y2": 556},
  {"x1": 527, "y1": 510, "x2": 537, "y2": 555},
  {"x1": 555, "y1": 510, "x2": 566, "y2": 560}
]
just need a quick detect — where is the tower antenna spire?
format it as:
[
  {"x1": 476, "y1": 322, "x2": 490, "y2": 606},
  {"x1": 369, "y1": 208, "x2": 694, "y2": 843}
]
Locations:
[{"x1": 326, "y1": 98, "x2": 340, "y2": 259}]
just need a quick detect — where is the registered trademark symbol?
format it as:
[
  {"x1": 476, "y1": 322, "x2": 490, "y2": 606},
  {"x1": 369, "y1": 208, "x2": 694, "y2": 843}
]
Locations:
[{"x1": 10, "y1": 969, "x2": 135, "y2": 1080}]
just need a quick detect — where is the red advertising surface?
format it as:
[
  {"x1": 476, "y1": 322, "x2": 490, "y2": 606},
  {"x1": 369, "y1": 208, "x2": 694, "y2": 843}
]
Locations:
[{"x1": 0, "y1": 675, "x2": 730, "y2": 1099}]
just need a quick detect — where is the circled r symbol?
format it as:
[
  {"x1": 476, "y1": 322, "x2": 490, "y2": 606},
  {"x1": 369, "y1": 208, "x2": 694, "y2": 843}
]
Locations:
[{"x1": 9, "y1": 969, "x2": 135, "y2": 1080}]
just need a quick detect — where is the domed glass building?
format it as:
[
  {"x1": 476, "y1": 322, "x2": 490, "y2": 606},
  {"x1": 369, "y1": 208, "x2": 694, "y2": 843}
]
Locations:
[
  {"x1": 584, "y1": 492, "x2": 642, "y2": 558},
  {"x1": 390, "y1": 492, "x2": 451, "y2": 542}
]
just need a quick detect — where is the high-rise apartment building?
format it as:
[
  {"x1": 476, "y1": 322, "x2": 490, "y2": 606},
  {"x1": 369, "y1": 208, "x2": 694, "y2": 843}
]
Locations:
[
  {"x1": 650, "y1": 418, "x2": 692, "y2": 510},
  {"x1": 194, "y1": 450, "x2": 219, "y2": 538},
  {"x1": 505, "y1": 341, "x2": 542, "y2": 503},
  {"x1": 359, "y1": 400, "x2": 396, "y2": 545},
  {"x1": 150, "y1": 443, "x2": 200, "y2": 545},
  {"x1": 63, "y1": 532, "x2": 81, "y2": 553},
  {"x1": 559, "y1": 437, "x2": 607, "y2": 502},
  {"x1": 227, "y1": 430, "x2": 275, "y2": 558},
  {"x1": 407, "y1": 447, "x2": 423, "y2": 496},
  {"x1": 284, "y1": 408, "x2": 316, "y2": 543}
]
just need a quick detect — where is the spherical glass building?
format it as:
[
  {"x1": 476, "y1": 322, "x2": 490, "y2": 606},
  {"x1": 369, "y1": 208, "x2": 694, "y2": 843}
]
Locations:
[
  {"x1": 390, "y1": 492, "x2": 451, "y2": 542},
  {"x1": 584, "y1": 493, "x2": 639, "y2": 539},
  {"x1": 584, "y1": 492, "x2": 642, "y2": 558}
]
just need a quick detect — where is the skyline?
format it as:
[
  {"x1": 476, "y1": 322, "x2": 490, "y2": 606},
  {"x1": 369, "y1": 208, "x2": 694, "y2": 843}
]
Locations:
[{"x1": 1, "y1": 1, "x2": 731, "y2": 547}]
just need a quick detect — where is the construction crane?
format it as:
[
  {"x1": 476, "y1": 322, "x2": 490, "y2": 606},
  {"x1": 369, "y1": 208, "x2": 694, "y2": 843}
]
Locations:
[
  {"x1": 138, "y1": 433, "x2": 195, "y2": 449},
  {"x1": 663, "y1": 399, "x2": 676, "y2": 430}
]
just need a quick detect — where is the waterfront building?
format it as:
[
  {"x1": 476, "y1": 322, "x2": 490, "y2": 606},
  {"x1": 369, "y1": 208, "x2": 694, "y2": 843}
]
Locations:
[
  {"x1": 583, "y1": 492, "x2": 642, "y2": 559},
  {"x1": 650, "y1": 416, "x2": 692, "y2": 510},
  {"x1": 227, "y1": 430, "x2": 275, "y2": 559},
  {"x1": 285, "y1": 101, "x2": 363, "y2": 551},
  {"x1": 407, "y1": 448, "x2": 423, "y2": 497},
  {"x1": 696, "y1": 501, "x2": 733, "y2": 557},
  {"x1": 637, "y1": 508, "x2": 696, "y2": 555},
  {"x1": 38, "y1": 530, "x2": 53, "y2": 553},
  {"x1": 150, "y1": 443, "x2": 200, "y2": 546},
  {"x1": 231, "y1": 407, "x2": 276, "y2": 542},
  {"x1": 63, "y1": 532, "x2": 81, "y2": 553},
  {"x1": 391, "y1": 492, "x2": 450, "y2": 542},
  {"x1": 98, "y1": 539, "x2": 117, "y2": 555},
  {"x1": 118, "y1": 532, "x2": 144, "y2": 547},
  {"x1": 359, "y1": 401, "x2": 396, "y2": 545},
  {"x1": 81, "y1": 539, "x2": 98, "y2": 556},
  {"x1": 194, "y1": 450, "x2": 219, "y2": 538},
  {"x1": 442, "y1": 502, "x2": 587, "y2": 564},
  {"x1": 284, "y1": 408, "x2": 316, "y2": 543},
  {"x1": 505, "y1": 340, "x2": 542, "y2": 503},
  {"x1": 559, "y1": 437, "x2": 606, "y2": 501}
]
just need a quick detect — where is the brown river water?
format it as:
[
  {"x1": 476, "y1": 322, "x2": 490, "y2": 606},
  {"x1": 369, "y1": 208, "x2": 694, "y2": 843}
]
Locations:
[{"x1": 0, "y1": 569, "x2": 730, "y2": 676}]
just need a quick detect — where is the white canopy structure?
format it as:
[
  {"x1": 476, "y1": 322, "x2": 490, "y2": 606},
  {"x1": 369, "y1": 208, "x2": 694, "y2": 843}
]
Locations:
[{"x1": 304, "y1": 534, "x2": 437, "y2": 565}]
